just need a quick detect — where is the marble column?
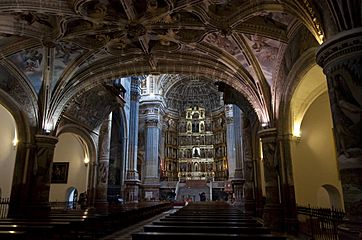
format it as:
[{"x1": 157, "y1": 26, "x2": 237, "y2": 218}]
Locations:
[
  {"x1": 317, "y1": 29, "x2": 362, "y2": 240},
  {"x1": 225, "y1": 105, "x2": 236, "y2": 179},
  {"x1": 259, "y1": 128, "x2": 283, "y2": 231},
  {"x1": 143, "y1": 109, "x2": 161, "y2": 201},
  {"x1": 242, "y1": 115, "x2": 256, "y2": 214},
  {"x1": 125, "y1": 77, "x2": 141, "y2": 202},
  {"x1": 28, "y1": 134, "x2": 58, "y2": 215},
  {"x1": 227, "y1": 105, "x2": 245, "y2": 206},
  {"x1": 95, "y1": 113, "x2": 112, "y2": 209}
]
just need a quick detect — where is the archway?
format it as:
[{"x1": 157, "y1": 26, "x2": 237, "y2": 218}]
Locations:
[
  {"x1": 0, "y1": 104, "x2": 18, "y2": 199},
  {"x1": 50, "y1": 133, "x2": 89, "y2": 205},
  {"x1": 317, "y1": 184, "x2": 343, "y2": 209},
  {"x1": 65, "y1": 187, "x2": 78, "y2": 209},
  {"x1": 290, "y1": 65, "x2": 343, "y2": 207}
]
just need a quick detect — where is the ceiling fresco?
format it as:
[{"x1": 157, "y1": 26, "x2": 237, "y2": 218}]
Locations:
[{"x1": 0, "y1": 0, "x2": 324, "y2": 130}]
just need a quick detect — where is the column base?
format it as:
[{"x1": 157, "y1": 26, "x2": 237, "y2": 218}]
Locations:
[
  {"x1": 263, "y1": 203, "x2": 283, "y2": 231},
  {"x1": 94, "y1": 200, "x2": 109, "y2": 212},
  {"x1": 124, "y1": 179, "x2": 140, "y2": 203},
  {"x1": 142, "y1": 183, "x2": 160, "y2": 201}
]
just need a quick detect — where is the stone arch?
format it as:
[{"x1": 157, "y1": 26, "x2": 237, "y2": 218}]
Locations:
[
  {"x1": 55, "y1": 58, "x2": 269, "y2": 126},
  {"x1": 65, "y1": 186, "x2": 78, "y2": 209},
  {"x1": 290, "y1": 64, "x2": 328, "y2": 137},
  {"x1": 56, "y1": 124, "x2": 97, "y2": 204},
  {"x1": 317, "y1": 184, "x2": 343, "y2": 209},
  {"x1": 0, "y1": 89, "x2": 32, "y2": 209}
]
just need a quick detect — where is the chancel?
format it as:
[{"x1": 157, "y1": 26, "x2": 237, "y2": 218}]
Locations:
[{"x1": 0, "y1": 1, "x2": 361, "y2": 239}]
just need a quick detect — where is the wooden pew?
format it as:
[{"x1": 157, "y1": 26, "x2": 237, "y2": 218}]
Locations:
[
  {"x1": 0, "y1": 230, "x2": 26, "y2": 240},
  {"x1": 152, "y1": 220, "x2": 263, "y2": 227},
  {"x1": 143, "y1": 224, "x2": 271, "y2": 234},
  {"x1": 133, "y1": 232, "x2": 287, "y2": 240}
]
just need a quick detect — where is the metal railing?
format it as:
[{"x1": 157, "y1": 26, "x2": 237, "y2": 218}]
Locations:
[
  {"x1": 0, "y1": 197, "x2": 10, "y2": 219},
  {"x1": 297, "y1": 205, "x2": 345, "y2": 240}
]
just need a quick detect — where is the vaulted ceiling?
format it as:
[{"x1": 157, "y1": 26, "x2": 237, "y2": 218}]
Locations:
[{"x1": 0, "y1": 0, "x2": 325, "y2": 132}]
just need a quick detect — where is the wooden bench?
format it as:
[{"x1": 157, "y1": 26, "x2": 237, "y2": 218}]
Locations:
[
  {"x1": 153, "y1": 220, "x2": 263, "y2": 227},
  {"x1": 133, "y1": 232, "x2": 286, "y2": 240},
  {"x1": 160, "y1": 217, "x2": 258, "y2": 223},
  {"x1": 0, "y1": 230, "x2": 26, "y2": 240},
  {"x1": 143, "y1": 224, "x2": 271, "y2": 234}
]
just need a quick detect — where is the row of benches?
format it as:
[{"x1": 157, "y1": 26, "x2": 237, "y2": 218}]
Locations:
[
  {"x1": 132, "y1": 202, "x2": 287, "y2": 240},
  {"x1": 0, "y1": 202, "x2": 172, "y2": 239}
]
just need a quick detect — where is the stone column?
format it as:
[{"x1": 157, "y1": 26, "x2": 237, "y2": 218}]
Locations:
[
  {"x1": 225, "y1": 105, "x2": 236, "y2": 179},
  {"x1": 29, "y1": 134, "x2": 58, "y2": 215},
  {"x1": 242, "y1": 115, "x2": 256, "y2": 214},
  {"x1": 259, "y1": 128, "x2": 283, "y2": 231},
  {"x1": 143, "y1": 108, "x2": 161, "y2": 201},
  {"x1": 279, "y1": 134, "x2": 298, "y2": 234},
  {"x1": 95, "y1": 113, "x2": 112, "y2": 209},
  {"x1": 317, "y1": 29, "x2": 362, "y2": 240},
  {"x1": 230, "y1": 105, "x2": 245, "y2": 206},
  {"x1": 125, "y1": 77, "x2": 141, "y2": 202}
]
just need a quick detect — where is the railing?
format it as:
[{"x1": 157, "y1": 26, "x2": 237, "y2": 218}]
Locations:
[
  {"x1": 0, "y1": 197, "x2": 10, "y2": 219},
  {"x1": 297, "y1": 205, "x2": 345, "y2": 240}
]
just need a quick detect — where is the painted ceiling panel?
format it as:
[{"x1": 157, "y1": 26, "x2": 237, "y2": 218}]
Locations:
[
  {"x1": 0, "y1": 0, "x2": 324, "y2": 126},
  {"x1": 243, "y1": 33, "x2": 281, "y2": 86},
  {"x1": 53, "y1": 42, "x2": 85, "y2": 91},
  {"x1": 9, "y1": 48, "x2": 44, "y2": 94}
]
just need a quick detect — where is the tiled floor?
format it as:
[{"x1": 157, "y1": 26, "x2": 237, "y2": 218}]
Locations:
[{"x1": 100, "y1": 208, "x2": 179, "y2": 240}]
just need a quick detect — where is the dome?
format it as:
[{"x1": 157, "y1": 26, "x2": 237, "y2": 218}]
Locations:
[{"x1": 165, "y1": 77, "x2": 223, "y2": 111}]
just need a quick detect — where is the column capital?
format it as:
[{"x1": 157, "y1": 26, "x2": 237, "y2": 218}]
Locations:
[
  {"x1": 258, "y1": 128, "x2": 277, "y2": 141},
  {"x1": 317, "y1": 28, "x2": 362, "y2": 70},
  {"x1": 35, "y1": 134, "x2": 58, "y2": 146},
  {"x1": 130, "y1": 77, "x2": 141, "y2": 101}
]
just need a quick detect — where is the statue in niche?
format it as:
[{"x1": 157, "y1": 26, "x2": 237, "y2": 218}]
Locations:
[
  {"x1": 194, "y1": 162, "x2": 199, "y2": 172},
  {"x1": 200, "y1": 122, "x2": 204, "y2": 132},
  {"x1": 200, "y1": 149, "x2": 205, "y2": 158},
  {"x1": 187, "y1": 122, "x2": 192, "y2": 132},
  {"x1": 179, "y1": 121, "x2": 186, "y2": 132},
  {"x1": 205, "y1": 121, "x2": 211, "y2": 131},
  {"x1": 187, "y1": 149, "x2": 192, "y2": 158}
]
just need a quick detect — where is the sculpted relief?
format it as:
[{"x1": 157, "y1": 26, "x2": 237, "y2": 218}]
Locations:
[{"x1": 329, "y1": 73, "x2": 362, "y2": 158}]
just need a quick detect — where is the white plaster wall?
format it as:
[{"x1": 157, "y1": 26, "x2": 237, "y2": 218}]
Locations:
[
  {"x1": 291, "y1": 92, "x2": 343, "y2": 208},
  {"x1": 49, "y1": 133, "x2": 88, "y2": 202},
  {"x1": 0, "y1": 104, "x2": 17, "y2": 198}
]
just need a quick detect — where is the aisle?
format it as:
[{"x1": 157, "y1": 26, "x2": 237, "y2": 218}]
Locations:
[{"x1": 100, "y1": 207, "x2": 179, "y2": 240}]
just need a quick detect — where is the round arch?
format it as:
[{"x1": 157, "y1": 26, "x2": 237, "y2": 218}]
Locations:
[
  {"x1": 317, "y1": 184, "x2": 343, "y2": 209},
  {"x1": 0, "y1": 89, "x2": 32, "y2": 206},
  {"x1": 53, "y1": 57, "x2": 269, "y2": 127},
  {"x1": 55, "y1": 124, "x2": 97, "y2": 204}
]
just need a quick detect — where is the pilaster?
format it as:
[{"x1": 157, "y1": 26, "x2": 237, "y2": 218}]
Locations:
[
  {"x1": 259, "y1": 128, "x2": 283, "y2": 231},
  {"x1": 28, "y1": 134, "x2": 58, "y2": 215}
]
